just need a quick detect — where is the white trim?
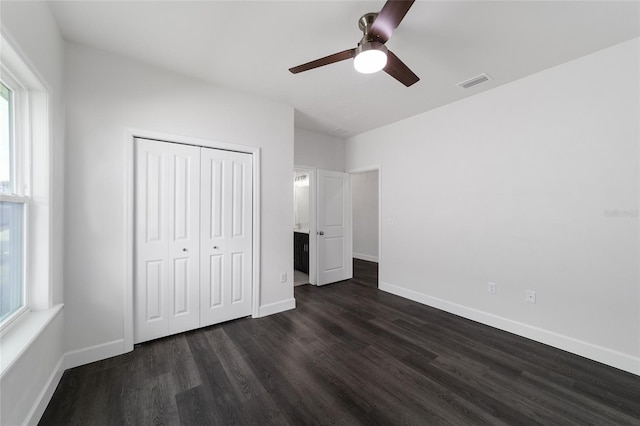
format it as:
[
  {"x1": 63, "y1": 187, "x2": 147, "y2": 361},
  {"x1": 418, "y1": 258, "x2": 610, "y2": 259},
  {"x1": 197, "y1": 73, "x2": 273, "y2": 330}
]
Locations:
[
  {"x1": 21, "y1": 338, "x2": 124, "y2": 425},
  {"x1": 294, "y1": 165, "x2": 317, "y2": 285},
  {"x1": 64, "y1": 339, "x2": 125, "y2": 370},
  {"x1": 123, "y1": 128, "x2": 134, "y2": 352},
  {"x1": 30, "y1": 89, "x2": 52, "y2": 312},
  {"x1": 18, "y1": 337, "x2": 123, "y2": 425},
  {"x1": 23, "y1": 356, "x2": 64, "y2": 426},
  {"x1": 0, "y1": 193, "x2": 29, "y2": 203},
  {"x1": 124, "y1": 128, "x2": 261, "y2": 348},
  {"x1": 380, "y1": 281, "x2": 640, "y2": 376},
  {"x1": 258, "y1": 298, "x2": 296, "y2": 317},
  {"x1": 0, "y1": 305, "x2": 29, "y2": 335},
  {"x1": 347, "y1": 165, "x2": 380, "y2": 175},
  {"x1": 0, "y1": 304, "x2": 63, "y2": 377},
  {"x1": 0, "y1": 29, "x2": 53, "y2": 95},
  {"x1": 353, "y1": 253, "x2": 379, "y2": 263},
  {"x1": 251, "y1": 149, "x2": 262, "y2": 317}
]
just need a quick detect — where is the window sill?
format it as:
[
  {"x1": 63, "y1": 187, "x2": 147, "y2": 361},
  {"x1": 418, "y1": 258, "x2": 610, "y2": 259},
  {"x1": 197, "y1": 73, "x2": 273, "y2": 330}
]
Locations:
[{"x1": 0, "y1": 304, "x2": 63, "y2": 377}]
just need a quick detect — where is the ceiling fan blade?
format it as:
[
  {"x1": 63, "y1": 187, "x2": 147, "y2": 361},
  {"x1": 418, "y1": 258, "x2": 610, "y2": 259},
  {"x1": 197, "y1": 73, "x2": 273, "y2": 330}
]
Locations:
[
  {"x1": 289, "y1": 49, "x2": 356, "y2": 74},
  {"x1": 369, "y1": 0, "x2": 415, "y2": 44},
  {"x1": 384, "y1": 50, "x2": 419, "y2": 87}
]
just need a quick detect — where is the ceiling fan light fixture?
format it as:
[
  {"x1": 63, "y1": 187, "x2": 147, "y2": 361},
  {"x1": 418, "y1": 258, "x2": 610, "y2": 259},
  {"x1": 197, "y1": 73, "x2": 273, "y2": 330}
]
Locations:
[{"x1": 354, "y1": 42, "x2": 388, "y2": 74}]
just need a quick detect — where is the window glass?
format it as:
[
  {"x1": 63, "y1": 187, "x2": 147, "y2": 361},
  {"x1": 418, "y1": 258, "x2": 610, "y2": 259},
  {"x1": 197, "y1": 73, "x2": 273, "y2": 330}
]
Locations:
[
  {"x1": 0, "y1": 81, "x2": 12, "y2": 194},
  {"x1": 0, "y1": 201, "x2": 24, "y2": 322}
]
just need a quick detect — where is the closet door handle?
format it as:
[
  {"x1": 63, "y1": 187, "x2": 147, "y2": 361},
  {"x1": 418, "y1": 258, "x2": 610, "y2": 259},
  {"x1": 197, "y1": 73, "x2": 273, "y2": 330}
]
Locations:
[{"x1": 318, "y1": 231, "x2": 324, "y2": 236}]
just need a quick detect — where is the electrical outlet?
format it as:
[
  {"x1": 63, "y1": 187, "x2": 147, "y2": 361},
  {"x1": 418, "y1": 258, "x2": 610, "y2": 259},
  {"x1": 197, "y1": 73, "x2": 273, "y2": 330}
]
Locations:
[
  {"x1": 280, "y1": 272, "x2": 287, "y2": 283},
  {"x1": 488, "y1": 282, "x2": 496, "y2": 294},
  {"x1": 526, "y1": 290, "x2": 536, "y2": 304}
]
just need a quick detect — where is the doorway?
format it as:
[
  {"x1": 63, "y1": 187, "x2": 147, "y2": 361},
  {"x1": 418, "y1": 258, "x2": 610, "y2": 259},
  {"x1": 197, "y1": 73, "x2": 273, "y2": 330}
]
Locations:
[
  {"x1": 293, "y1": 167, "x2": 314, "y2": 286},
  {"x1": 350, "y1": 168, "x2": 379, "y2": 288},
  {"x1": 293, "y1": 166, "x2": 353, "y2": 287}
]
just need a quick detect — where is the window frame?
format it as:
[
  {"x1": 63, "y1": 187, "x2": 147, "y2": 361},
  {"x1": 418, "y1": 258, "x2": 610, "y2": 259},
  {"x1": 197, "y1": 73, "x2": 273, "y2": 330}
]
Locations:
[
  {"x1": 0, "y1": 197, "x2": 29, "y2": 328},
  {"x1": 0, "y1": 66, "x2": 32, "y2": 331}
]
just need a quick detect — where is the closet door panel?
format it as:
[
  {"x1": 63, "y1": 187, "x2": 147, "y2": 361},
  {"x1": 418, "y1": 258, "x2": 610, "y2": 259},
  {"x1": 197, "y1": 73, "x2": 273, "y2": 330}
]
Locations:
[
  {"x1": 227, "y1": 153, "x2": 252, "y2": 317},
  {"x1": 134, "y1": 139, "x2": 200, "y2": 343},
  {"x1": 200, "y1": 153, "x2": 227, "y2": 324},
  {"x1": 201, "y1": 149, "x2": 252, "y2": 326},
  {"x1": 167, "y1": 144, "x2": 201, "y2": 335},
  {"x1": 135, "y1": 140, "x2": 170, "y2": 342}
]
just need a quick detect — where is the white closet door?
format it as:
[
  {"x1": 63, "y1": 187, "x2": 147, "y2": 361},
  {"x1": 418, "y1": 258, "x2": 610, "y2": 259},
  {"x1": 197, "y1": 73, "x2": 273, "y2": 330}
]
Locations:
[
  {"x1": 200, "y1": 149, "x2": 253, "y2": 326},
  {"x1": 134, "y1": 138, "x2": 201, "y2": 343}
]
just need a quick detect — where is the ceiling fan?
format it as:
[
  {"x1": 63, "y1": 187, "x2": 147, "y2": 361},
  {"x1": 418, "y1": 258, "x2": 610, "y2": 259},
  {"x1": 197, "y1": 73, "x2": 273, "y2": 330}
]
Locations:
[{"x1": 289, "y1": 0, "x2": 419, "y2": 87}]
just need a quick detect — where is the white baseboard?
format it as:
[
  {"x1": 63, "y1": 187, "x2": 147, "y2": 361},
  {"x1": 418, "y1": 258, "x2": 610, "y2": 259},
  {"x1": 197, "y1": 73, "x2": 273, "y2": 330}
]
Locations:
[
  {"x1": 353, "y1": 253, "x2": 379, "y2": 263},
  {"x1": 64, "y1": 339, "x2": 126, "y2": 370},
  {"x1": 23, "y1": 356, "x2": 65, "y2": 426},
  {"x1": 380, "y1": 281, "x2": 640, "y2": 376},
  {"x1": 258, "y1": 298, "x2": 296, "y2": 317},
  {"x1": 22, "y1": 340, "x2": 126, "y2": 425},
  {"x1": 24, "y1": 303, "x2": 306, "y2": 425}
]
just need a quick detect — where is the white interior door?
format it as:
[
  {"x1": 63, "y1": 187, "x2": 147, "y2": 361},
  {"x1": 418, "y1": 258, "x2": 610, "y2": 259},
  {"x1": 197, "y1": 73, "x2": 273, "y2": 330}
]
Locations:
[
  {"x1": 134, "y1": 138, "x2": 201, "y2": 343},
  {"x1": 317, "y1": 170, "x2": 352, "y2": 285},
  {"x1": 200, "y1": 149, "x2": 253, "y2": 326}
]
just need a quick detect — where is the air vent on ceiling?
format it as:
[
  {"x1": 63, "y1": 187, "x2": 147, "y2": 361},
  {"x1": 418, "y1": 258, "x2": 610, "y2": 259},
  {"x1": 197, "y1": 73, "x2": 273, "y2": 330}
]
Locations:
[{"x1": 457, "y1": 73, "x2": 491, "y2": 89}]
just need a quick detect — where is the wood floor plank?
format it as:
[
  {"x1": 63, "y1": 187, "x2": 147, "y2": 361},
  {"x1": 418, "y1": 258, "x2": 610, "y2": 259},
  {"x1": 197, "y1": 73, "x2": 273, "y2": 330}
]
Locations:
[
  {"x1": 40, "y1": 259, "x2": 640, "y2": 425},
  {"x1": 142, "y1": 373, "x2": 180, "y2": 425},
  {"x1": 185, "y1": 331, "x2": 252, "y2": 425},
  {"x1": 169, "y1": 333, "x2": 202, "y2": 393},
  {"x1": 357, "y1": 344, "x2": 508, "y2": 426},
  {"x1": 204, "y1": 326, "x2": 268, "y2": 402},
  {"x1": 175, "y1": 385, "x2": 218, "y2": 426},
  {"x1": 252, "y1": 317, "x2": 384, "y2": 424},
  {"x1": 232, "y1": 317, "x2": 364, "y2": 425}
]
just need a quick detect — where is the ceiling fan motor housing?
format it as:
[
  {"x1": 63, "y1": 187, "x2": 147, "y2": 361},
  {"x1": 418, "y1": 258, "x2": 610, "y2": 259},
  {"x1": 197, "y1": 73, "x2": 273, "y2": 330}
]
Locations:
[{"x1": 358, "y1": 12, "x2": 379, "y2": 44}]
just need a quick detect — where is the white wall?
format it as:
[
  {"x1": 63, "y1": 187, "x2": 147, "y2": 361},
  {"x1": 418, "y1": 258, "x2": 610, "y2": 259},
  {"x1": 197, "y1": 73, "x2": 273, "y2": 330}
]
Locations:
[
  {"x1": 0, "y1": 1, "x2": 66, "y2": 424},
  {"x1": 346, "y1": 38, "x2": 640, "y2": 374},
  {"x1": 351, "y1": 170, "x2": 379, "y2": 263},
  {"x1": 294, "y1": 127, "x2": 345, "y2": 171},
  {"x1": 63, "y1": 44, "x2": 295, "y2": 356}
]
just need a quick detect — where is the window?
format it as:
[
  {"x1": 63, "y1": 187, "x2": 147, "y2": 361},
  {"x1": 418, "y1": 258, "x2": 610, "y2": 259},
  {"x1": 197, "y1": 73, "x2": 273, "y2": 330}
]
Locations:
[
  {"x1": 0, "y1": 35, "x2": 52, "y2": 335},
  {"x1": 0, "y1": 77, "x2": 28, "y2": 326}
]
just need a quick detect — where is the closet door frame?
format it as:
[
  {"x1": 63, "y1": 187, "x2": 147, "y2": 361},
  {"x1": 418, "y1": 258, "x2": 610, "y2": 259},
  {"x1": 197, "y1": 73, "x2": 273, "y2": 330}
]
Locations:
[{"x1": 124, "y1": 129, "x2": 261, "y2": 351}]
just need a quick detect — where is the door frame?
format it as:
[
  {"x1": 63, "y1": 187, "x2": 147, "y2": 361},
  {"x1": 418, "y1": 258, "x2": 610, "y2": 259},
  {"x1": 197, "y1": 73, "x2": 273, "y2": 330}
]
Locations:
[
  {"x1": 348, "y1": 165, "x2": 381, "y2": 285},
  {"x1": 293, "y1": 165, "x2": 317, "y2": 285},
  {"x1": 124, "y1": 129, "x2": 261, "y2": 352}
]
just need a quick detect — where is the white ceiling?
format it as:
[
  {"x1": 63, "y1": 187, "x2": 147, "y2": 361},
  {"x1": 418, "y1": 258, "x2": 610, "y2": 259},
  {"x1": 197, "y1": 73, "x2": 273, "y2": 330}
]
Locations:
[{"x1": 49, "y1": 1, "x2": 639, "y2": 138}]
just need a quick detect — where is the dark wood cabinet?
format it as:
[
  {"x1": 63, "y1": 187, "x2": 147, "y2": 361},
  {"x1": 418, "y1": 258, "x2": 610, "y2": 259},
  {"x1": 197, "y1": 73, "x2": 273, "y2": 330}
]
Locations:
[{"x1": 293, "y1": 232, "x2": 309, "y2": 274}]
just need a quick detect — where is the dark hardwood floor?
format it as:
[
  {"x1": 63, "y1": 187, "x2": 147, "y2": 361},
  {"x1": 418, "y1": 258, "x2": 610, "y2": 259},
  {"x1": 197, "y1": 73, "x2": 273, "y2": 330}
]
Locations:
[
  {"x1": 352, "y1": 258, "x2": 378, "y2": 288},
  {"x1": 40, "y1": 260, "x2": 640, "y2": 425}
]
